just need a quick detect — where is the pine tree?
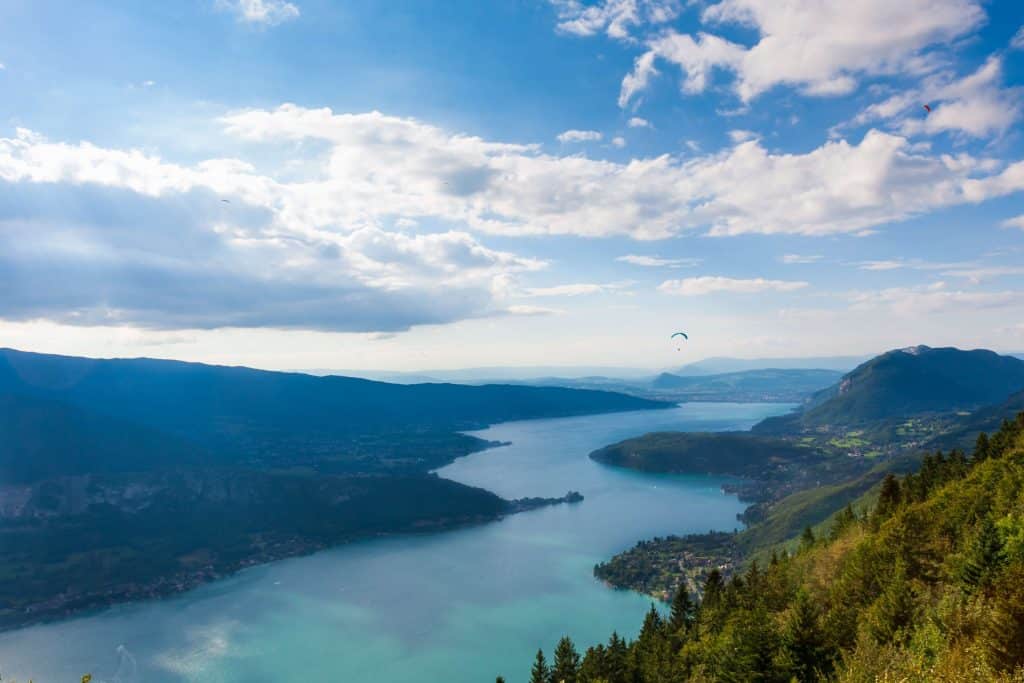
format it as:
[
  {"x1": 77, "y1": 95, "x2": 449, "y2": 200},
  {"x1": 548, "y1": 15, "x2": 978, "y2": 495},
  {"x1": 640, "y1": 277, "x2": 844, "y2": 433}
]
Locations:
[
  {"x1": 530, "y1": 649, "x2": 549, "y2": 683},
  {"x1": 550, "y1": 636, "x2": 580, "y2": 683},
  {"x1": 605, "y1": 632, "x2": 628, "y2": 683},
  {"x1": 958, "y1": 516, "x2": 1003, "y2": 593},
  {"x1": 867, "y1": 561, "x2": 915, "y2": 644},
  {"x1": 873, "y1": 474, "x2": 902, "y2": 523},
  {"x1": 578, "y1": 644, "x2": 607, "y2": 683},
  {"x1": 974, "y1": 432, "x2": 991, "y2": 462},
  {"x1": 668, "y1": 584, "x2": 696, "y2": 635},
  {"x1": 780, "y1": 590, "x2": 830, "y2": 682},
  {"x1": 639, "y1": 603, "x2": 664, "y2": 641},
  {"x1": 702, "y1": 568, "x2": 725, "y2": 608}
]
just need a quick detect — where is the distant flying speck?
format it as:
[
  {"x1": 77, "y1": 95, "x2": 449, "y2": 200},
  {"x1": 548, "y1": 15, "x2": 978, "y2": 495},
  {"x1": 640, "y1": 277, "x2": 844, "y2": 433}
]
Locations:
[
  {"x1": 923, "y1": 104, "x2": 932, "y2": 113},
  {"x1": 221, "y1": 199, "x2": 231, "y2": 203}
]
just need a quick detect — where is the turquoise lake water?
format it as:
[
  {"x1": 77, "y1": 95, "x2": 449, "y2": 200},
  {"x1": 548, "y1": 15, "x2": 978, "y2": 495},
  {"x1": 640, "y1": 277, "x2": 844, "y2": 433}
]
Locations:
[{"x1": 0, "y1": 402, "x2": 793, "y2": 683}]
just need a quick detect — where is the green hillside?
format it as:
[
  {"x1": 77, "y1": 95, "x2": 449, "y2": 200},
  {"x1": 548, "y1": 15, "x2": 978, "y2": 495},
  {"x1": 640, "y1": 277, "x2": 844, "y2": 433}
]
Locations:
[
  {"x1": 756, "y1": 346, "x2": 1024, "y2": 435},
  {"x1": 514, "y1": 414, "x2": 1024, "y2": 682}
]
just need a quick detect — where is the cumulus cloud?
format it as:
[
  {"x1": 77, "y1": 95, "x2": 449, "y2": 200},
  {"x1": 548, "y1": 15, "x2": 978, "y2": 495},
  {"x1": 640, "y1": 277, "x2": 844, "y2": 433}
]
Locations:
[
  {"x1": 549, "y1": 0, "x2": 681, "y2": 40},
  {"x1": 846, "y1": 57, "x2": 1023, "y2": 139},
  {"x1": 627, "y1": 117, "x2": 652, "y2": 128},
  {"x1": 557, "y1": 129, "x2": 603, "y2": 143},
  {"x1": 658, "y1": 276, "x2": 808, "y2": 295},
  {"x1": 727, "y1": 129, "x2": 758, "y2": 143},
  {"x1": 616, "y1": 0, "x2": 984, "y2": 106},
  {"x1": 4, "y1": 109, "x2": 1024, "y2": 250},
  {"x1": 218, "y1": 0, "x2": 299, "y2": 25},
  {"x1": 611, "y1": 136, "x2": 627, "y2": 148},
  {"x1": 780, "y1": 254, "x2": 822, "y2": 264},
  {"x1": 1002, "y1": 215, "x2": 1024, "y2": 230},
  {"x1": 1012, "y1": 26, "x2": 1024, "y2": 50},
  {"x1": 618, "y1": 254, "x2": 700, "y2": 267},
  {"x1": 0, "y1": 123, "x2": 550, "y2": 332}
]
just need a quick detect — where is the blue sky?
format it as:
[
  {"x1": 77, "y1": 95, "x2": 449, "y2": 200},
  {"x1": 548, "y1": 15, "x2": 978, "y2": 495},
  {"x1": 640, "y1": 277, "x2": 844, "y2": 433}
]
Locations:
[{"x1": 1, "y1": 0, "x2": 1023, "y2": 371}]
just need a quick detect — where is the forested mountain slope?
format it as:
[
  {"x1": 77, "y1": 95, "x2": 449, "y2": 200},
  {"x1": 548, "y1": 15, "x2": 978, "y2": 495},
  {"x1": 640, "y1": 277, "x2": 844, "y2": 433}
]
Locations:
[
  {"x1": 756, "y1": 346, "x2": 1024, "y2": 434},
  {"x1": 517, "y1": 414, "x2": 1024, "y2": 682},
  {"x1": 0, "y1": 347, "x2": 668, "y2": 472}
]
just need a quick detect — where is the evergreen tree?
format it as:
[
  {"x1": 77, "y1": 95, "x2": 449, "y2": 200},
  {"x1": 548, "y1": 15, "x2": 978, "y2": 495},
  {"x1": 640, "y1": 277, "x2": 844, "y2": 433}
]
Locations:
[
  {"x1": 550, "y1": 636, "x2": 580, "y2": 683},
  {"x1": 605, "y1": 632, "x2": 628, "y2": 683},
  {"x1": 958, "y1": 516, "x2": 1003, "y2": 593},
  {"x1": 799, "y1": 526, "x2": 815, "y2": 550},
  {"x1": 830, "y1": 504, "x2": 857, "y2": 540},
  {"x1": 780, "y1": 590, "x2": 830, "y2": 682},
  {"x1": 668, "y1": 584, "x2": 696, "y2": 636},
  {"x1": 873, "y1": 474, "x2": 902, "y2": 523},
  {"x1": 867, "y1": 561, "x2": 915, "y2": 644},
  {"x1": 639, "y1": 603, "x2": 664, "y2": 641},
  {"x1": 530, "y1": 649, "x2": 549, "y2": 683},
  {"x1": 578, "y1": 644, "x2": 607, "y2": 683},
  {"x1": 702, "y1": 568, "x2": 725, "y2": 609},
  {"x1": 974, "y1": 432, "x2": 991, "y2": 462}
]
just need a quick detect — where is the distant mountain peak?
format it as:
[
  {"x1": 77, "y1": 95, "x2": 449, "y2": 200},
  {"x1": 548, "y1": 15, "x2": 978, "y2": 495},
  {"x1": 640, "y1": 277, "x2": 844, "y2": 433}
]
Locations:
[{"x1": 898, "y1": 345, "x2": 931, "y2": 355}]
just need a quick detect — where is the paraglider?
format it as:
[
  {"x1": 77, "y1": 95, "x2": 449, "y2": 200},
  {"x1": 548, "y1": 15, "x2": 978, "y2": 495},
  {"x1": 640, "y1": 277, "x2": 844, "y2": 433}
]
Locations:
[
  {"x1": 923, "y1": 104, "x2": 932, "y2": 113},
  {"x1": 671, "y1": 331, "x2": 688, "y2": 350}
]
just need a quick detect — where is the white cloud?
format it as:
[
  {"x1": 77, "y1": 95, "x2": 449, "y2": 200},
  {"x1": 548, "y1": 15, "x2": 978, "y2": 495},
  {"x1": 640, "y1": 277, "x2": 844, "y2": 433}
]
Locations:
[
  {"x1": 550, "y1": 0, "x2": 681, "y2": 40},
  {"x1": 841, "y1": 56, "x2": 1021, "y2": 139},
  {"x1": 848, "y1": 282, "x2": 1021, "y2": 315},
  {"x1": 780, "y1": 254, "x2": 821, "y2": 264},
  {"x1": 611, "y1": 136, "x2": 627, "y2": 148},
  {"x1": 621, "y1": 31, "x2": 744, "y2": 105},
  {"x1": 4, "y1": 109, "x2": 1024, "y2": 253},
  {"x1": 619, "y1": 51, "x2": 659, "y2": 108},
  {"x1": 617, "y1": 0, "x2": 984, "y2": 105},
  {"x1": 658, "y1": 276, "x2": 808, "y2": 295},
  {"x1": 938, "y1": 265, "x2": 1024, "y2": 284},
  {"x1": 627, "y1": 117, "x2": 651, "y2": 128},
  {"x1": 0, "y1": 63, "x2": 5, "y2": 71},
  {"x1": 617, "y1": 254, "x2": 700, "y2": 267},
  {"x1": 504, "y1": 304, "x2": 563, "y2": 316},
  {"x1": 0, "y1": 121, "x2": 554, "y2": 332},
  {"x1": 557, "y1": 129, "x2": 603, "y2": 143},
  {"x1": 524, "y1": 281, "x2": 632, "y2": 297},
  {"x1": 218, "y1": 0, "x2": 299, "y2": 26},
  {"x1": 857, "y1": 259, "x2": 906, "y2": 271},
  {"x1": 727, "y1": 129, "x2": 757, "y2": 143},
  {"x1": 1002, "y1": 215, "x2": 1024, "y2": 230},
  {"x1": 1012, "y1": 26, "x2": 1024, "y2": 50}
]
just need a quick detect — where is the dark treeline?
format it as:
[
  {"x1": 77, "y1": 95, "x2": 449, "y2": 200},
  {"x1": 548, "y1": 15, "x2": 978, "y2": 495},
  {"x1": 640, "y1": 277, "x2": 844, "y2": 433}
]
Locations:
[{"x1": 504, "y1": 414, "x2": 1024, "y2": 682}]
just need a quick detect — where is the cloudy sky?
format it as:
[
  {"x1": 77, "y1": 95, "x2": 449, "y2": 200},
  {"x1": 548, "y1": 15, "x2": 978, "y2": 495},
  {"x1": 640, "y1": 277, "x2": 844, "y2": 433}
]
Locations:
[{"x1": 1, "y1": 0, "x2": 1023, "y2": 371}]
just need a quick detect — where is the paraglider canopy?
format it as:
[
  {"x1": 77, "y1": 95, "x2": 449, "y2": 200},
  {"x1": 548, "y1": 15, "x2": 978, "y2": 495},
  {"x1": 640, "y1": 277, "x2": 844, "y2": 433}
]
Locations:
[
  {"x1": 671, "y1": 332, "x2": 688, "y2": 340},
  {"x1": 923, "y1": 104, "x2": 932, "y2": 113}
]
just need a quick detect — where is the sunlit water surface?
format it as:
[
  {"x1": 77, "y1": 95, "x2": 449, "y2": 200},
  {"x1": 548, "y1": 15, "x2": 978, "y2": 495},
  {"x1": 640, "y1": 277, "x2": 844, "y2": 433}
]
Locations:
[{"x1": 0, "y1": 402, "x2": 794, "y2": 682}]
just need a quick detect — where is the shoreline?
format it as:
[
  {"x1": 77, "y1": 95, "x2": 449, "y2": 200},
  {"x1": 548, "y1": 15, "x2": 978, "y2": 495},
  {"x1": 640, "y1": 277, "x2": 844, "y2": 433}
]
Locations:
[{"x1": 0, "y1": 491, "x2": 583, "y2": 634}]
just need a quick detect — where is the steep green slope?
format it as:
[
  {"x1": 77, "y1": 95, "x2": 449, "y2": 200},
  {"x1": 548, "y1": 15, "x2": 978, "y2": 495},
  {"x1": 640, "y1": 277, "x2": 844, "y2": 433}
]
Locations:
[
  {"x1": 756, "y1": 346, "x2": 1024, "y2": 434},
  {"x1": 517, "y1": 415, "x2": 1024, "y2": 683}
]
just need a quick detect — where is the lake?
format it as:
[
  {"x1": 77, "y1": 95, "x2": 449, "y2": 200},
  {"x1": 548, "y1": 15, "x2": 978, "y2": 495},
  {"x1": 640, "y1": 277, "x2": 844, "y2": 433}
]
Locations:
[{"x1": 0, "y1": 402, "x2": 793, "y2": 683}]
